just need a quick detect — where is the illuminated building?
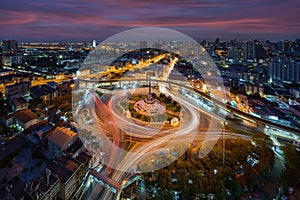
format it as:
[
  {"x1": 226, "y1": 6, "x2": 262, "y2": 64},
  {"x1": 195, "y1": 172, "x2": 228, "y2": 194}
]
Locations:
[
  {"x1": 268, "y1": 60, "x2": 300, "y2": 84},
  {"x1": 5, "y1": 81, "x2": 31, "y2": 98},
  {"x1": 2, "y1": 40, "x2": 18, "y2": 55},
  {"x1": 243, "y1": 41, "x2": 255, "y2": 61}
]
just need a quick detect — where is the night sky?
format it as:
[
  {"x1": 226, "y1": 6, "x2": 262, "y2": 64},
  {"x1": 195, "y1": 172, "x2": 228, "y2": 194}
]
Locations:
[{"x1": 1, "y1": 0, "x2": 299, "y2": 41}]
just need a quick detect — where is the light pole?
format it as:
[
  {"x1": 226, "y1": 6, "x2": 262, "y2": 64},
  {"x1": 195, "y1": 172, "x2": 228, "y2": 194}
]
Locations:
[{"x1": 222, "y1": 121, "x2": 228, "y2": 167}]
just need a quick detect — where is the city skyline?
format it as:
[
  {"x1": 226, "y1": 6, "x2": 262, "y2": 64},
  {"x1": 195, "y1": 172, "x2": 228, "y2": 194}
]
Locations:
[
  {"x1": 1, "y1": 27, "x2": 300, "y2": 199},
  {"x1": 0, "y1": 0, "x2": 300, "y2": 42}
]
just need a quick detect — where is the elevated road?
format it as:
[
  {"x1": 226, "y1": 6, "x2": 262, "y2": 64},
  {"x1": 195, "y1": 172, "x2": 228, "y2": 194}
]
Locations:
[{"x1": 78, "y1": 77, "x2": 300, "y2": 136}]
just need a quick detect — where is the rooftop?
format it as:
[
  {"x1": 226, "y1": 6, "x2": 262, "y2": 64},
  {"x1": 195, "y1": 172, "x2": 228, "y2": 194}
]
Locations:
[
  {"x1": 65, "y1": 158, "x2": 81, "y2": 173},
  {"x1": 30, "y1": 85, "x2": 48, "y2": 98},
  {"x1": 11, "y1": 96, "x2": 27, "y2": 106},
  {"x1": 47, "y1": 157, "x2": 81, "y2": 184},
  {"x1": 48, "y1": 127, "x2": 77, "y2": 149},
  {"x1": 0, "y1": 177, "x2": 26, "y2": 199},
  {"x1": 29, "y1": 170, "x2": 59, "y2": 196},
  {"x1": 75, "y1": 151, "x2": 92, "y2": 165},
  {"x1": 248, "y1": 99, "x2": 280, "y2": 117},
  {"x1": 48, "y1": 162, "x2": 73, "y2": 184},
  {"x1": 40, "y1": 84, "x2": 57, "y2": 93},
  {"x1": 47, "y1": 82, "x2": 58, "y2": 88},
  {"x1": 13, "y1": 109, "x2": 37, "y2": 124},
  {"x1": 0, "y1": 135, "x2": 27, "y2": 163}
]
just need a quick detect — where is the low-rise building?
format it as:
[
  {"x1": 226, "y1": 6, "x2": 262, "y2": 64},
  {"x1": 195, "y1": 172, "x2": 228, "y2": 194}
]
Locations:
[
  {"x1": 40, "y1": 84, "x2": 58, "y2": 101},
  {"x1": 5, "y1": 81, "x2": 31, "y2": 98},
  {"x1": 48, "y1": 127, "x2": 78, "y2": 152},
  {"x1": 244, "y1": 83, "x2": 264, "y2": 96},
  {"x1": 0, "y1": 134, "x2": 27, "y2": 167},
  {"x1": 289, "y1": 105, "x2": 300, "y2": 119},
  {"x1": 10, "y1": 96, "x2": 28, "y2": 111},
  {"x1": 24, "y1": 168, "x2": 60, "y2": 200},
  {"x1": 289, "y1": 88, "x2": 300, "y2": 98},
  {"x1": 248, "y1": 99, "x2": 291, "y2": 126},
  {"x1": 0, "y1": 177, "x2": 26, "y2": 200},
  {"x1": 30, "y1": 85, "x2": 50, "y2": 102},
  {"x1": 5, "y1": 109, "x2": 38, "y2": 131}
]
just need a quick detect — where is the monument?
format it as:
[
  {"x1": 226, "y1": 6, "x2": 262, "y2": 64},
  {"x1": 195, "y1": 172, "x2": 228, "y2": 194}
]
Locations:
[{"x1": 133, "y1": 74, "x2": 166, "y2": 117}]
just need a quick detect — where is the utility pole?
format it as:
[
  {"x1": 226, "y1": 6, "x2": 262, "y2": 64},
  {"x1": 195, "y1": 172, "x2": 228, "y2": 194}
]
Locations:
[{"x1": 222, "y1": 121, "x2": 228, "y2": 167}]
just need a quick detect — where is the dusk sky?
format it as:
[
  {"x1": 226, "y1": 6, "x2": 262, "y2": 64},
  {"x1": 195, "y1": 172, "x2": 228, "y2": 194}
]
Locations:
[{"x1": 1, "y1": 0, "x2": 300, "y2": 42}]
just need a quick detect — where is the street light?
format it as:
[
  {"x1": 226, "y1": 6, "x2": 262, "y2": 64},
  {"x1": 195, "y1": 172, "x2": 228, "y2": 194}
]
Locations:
[{"x1": 222, "y1": 121, "x2": 228, "y2": 167}]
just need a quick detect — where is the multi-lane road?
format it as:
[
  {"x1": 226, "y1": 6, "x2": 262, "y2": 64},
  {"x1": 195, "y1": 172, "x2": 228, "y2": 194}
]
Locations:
[
  {"x1": 81, "y1": 83, "x2": 242, "y2": 200},
  {"x1": 76, "y1": 53, "x2": 299, "y2": 200}
]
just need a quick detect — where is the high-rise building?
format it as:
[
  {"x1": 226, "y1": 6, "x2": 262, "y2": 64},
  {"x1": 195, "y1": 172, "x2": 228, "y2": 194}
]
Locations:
[
  {"x1": 292, "y1": 39, "x2": 300, "y2": 52},
  {"x1": 2, "y1": 40, "x2": 19, "y2": 66},
  {"x1": 254, "y1": 40, "x2": 266, "y2": 62},
  {"x1": 227, "y1": 47, "x2": 243, "y2": 61},
  {"x1": 215, "y1": 38, "x2": 220, "y2": 48},
  {"x1": 139, "y1": 41, "x2": 147, "y2": 49},
  {"x1": 243, "y1": 41, "x2": 255, "y2": 61},
  {"x1": 268, "y1": 60, "x2": 300, "y2": 84},
  {"x1": 2, "y1": 40, "x2": 18, "y2": 55},
  {"x1": 283, "y1": 40, "x2": 292, "y2": 51},
  {"x1": 92, "y1": 39, "x2": 97, "y2": 48}
]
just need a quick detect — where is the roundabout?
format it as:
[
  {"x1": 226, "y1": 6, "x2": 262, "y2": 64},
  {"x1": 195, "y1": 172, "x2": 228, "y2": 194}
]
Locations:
[{"x1": 72, "y1": 27, "x2": 228, "y2": 200}]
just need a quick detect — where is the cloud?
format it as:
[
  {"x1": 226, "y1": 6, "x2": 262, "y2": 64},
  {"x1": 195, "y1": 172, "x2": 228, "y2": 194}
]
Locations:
[{"x1": 0, "y1": 0, "x2": 299, "y2": 40}]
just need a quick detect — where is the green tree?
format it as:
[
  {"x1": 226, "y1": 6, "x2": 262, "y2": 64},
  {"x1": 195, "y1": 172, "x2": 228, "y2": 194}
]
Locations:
[
  {"x1": 155, "y1": 168, "x2": 172, "y2": 190},
  {"x1": 177, "y1": 168, "x2": 189, "y2": 199},
  {"x1": 281, "y1": 145, "x2": 300, "y2": 188},
  {"x1": 244, "y1": 163, "x2": 259, "y2": 189},
  {"x1": 229, "y1": 86, "x2": 239, "y2": 95},
  {"x1": 0, "y1": 97, "x2": 10, "y2": 119}
]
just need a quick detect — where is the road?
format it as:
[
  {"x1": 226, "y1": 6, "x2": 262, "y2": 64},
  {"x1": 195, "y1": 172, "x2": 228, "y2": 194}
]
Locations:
[
  {"x1": 80, "y1": 56, "x2": 224, "y2": 200},
  {"x1": 0, "y1": 76, "x2": 70, "y2": 97},
  {"x1": 80, "y1": 77, "x2": 300, "y2": 136},
  {"x1": 78, "y1": 53, "x2": 168, "y2": 81},
  {"x1": 79, "y1": 54, "x2": 170, "y2": 200},
  {"x1": 77, "y1": 56, "x2": 261, "y2": 200},
  {"x1": 100, "y1": 87, "x2": 226, "y2": 199}
]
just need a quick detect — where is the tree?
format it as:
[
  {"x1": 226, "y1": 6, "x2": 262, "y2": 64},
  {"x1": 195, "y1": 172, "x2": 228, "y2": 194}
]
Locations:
[
  {"x1": 126, "y1": 92, "x2": 131, "y2": 100},
  {"x1": 151, "y1": 93, "x2": 157, "y2": 99},
  {"x1": 258, "y1": 144, "x2": 275, "y2": 175},
  {"x1": 159, "y1": 93, "x2": 165, "y2": 99},
  {"x1": 252, "y1": 132, "x2": 272, "y2": 146},
  {"x1": 177, "y1": 168, "x2": 189, "y2": 199},
  {"x1": 229, "y1": 86, "x2": 239, "y2": 95},
  {"x1": 281, "y1": 145, "x2": 300, "y2": 188},
  {"x1": 251, "y1": 92, "x2": 261, "y2": 99},
  {"x1": 155, "y1": 169, "x2": 172, "y2": 190},
  {"x1": 244, "y1": 163, "x2": 259, "y2": 189},
  {"x1": 0, "y1": 95, "x2": 10, "y2": 120}
]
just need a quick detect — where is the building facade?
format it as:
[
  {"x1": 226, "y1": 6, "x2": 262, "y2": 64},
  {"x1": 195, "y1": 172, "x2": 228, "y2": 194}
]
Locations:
[{"x1": 268, "y1": 60, "x2": 300, "y2": 84}]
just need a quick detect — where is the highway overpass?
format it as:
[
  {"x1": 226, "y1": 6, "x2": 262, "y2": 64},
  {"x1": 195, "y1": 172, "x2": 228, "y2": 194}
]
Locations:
[{"x1": 77, "y1": 77, "x2": 300, "y2": 137}]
